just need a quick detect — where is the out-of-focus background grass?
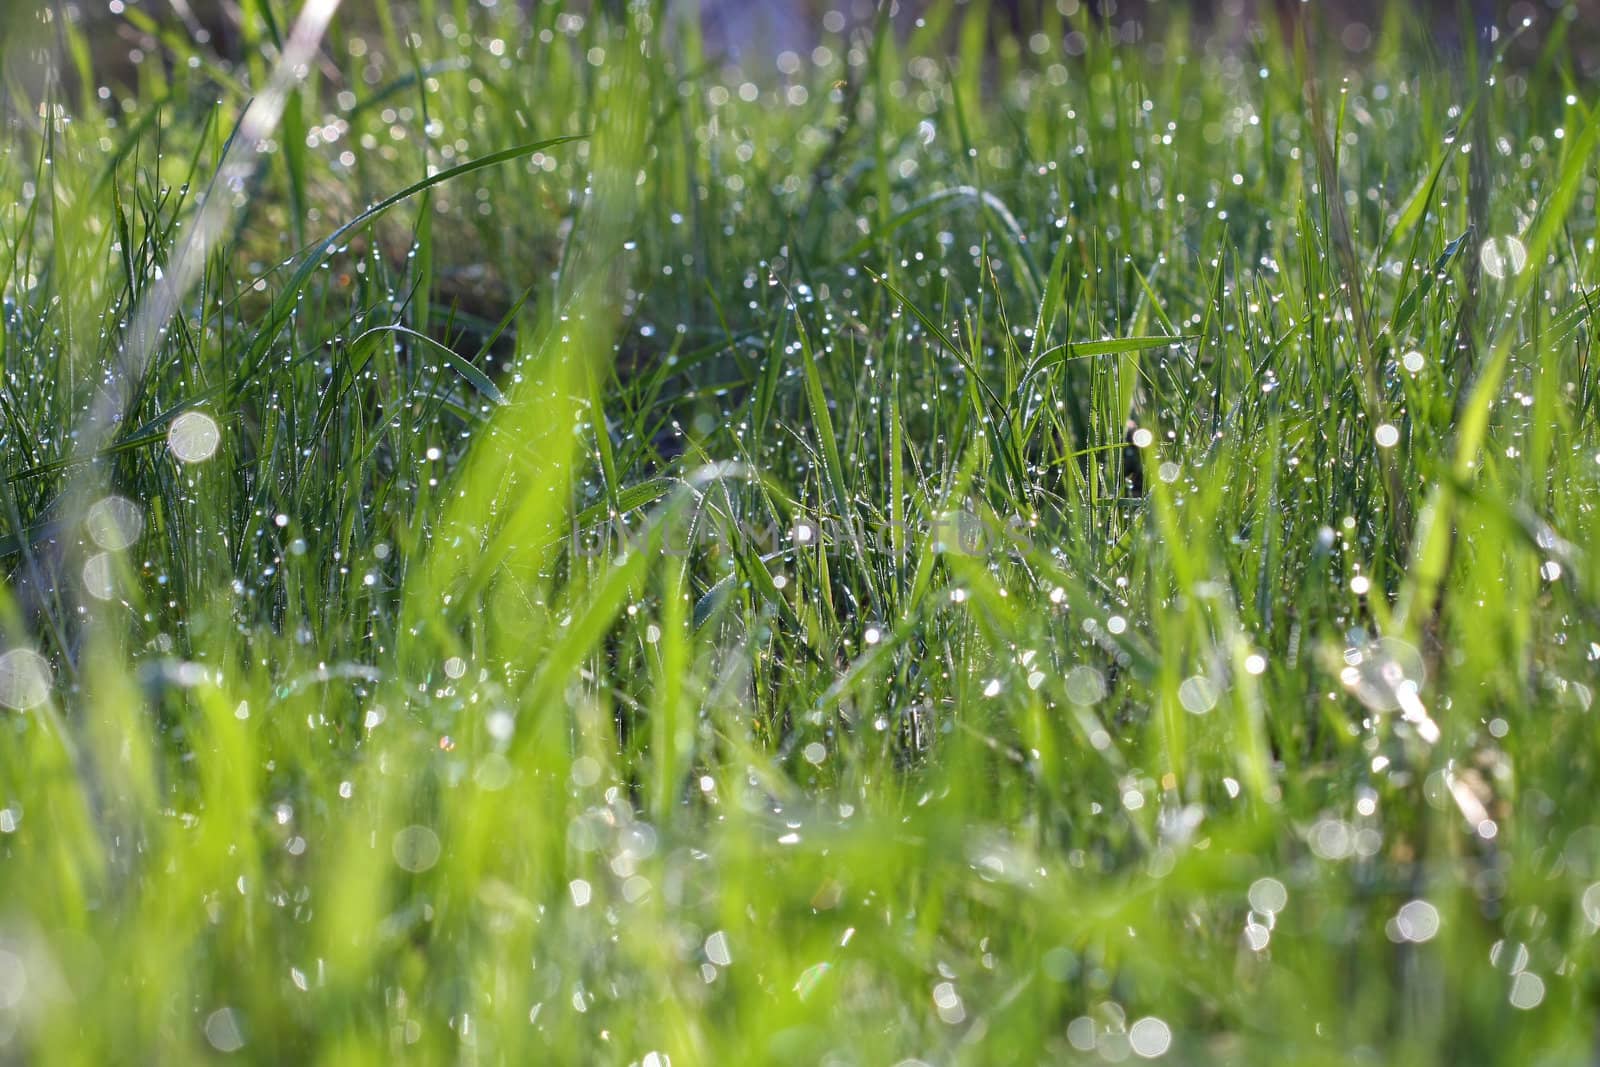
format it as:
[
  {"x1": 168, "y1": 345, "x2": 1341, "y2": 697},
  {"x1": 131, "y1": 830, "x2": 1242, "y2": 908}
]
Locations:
[{"x1": 0, "y1": 0, "x2": 1597, "y2": 1062}]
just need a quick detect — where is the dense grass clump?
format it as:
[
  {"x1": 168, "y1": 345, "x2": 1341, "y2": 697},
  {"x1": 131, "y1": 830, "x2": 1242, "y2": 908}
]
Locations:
[{"x1": 0, "y1": 0, "x2": 1597, "y2": 1061}]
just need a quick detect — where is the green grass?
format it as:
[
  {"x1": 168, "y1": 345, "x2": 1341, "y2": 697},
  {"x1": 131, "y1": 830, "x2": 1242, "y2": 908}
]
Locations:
[{"x1": 1, "y1": 0, "x2": 1598, "y2": 1062}]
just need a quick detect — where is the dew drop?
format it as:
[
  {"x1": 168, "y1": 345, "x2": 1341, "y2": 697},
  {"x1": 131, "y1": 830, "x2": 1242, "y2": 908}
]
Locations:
[{"x1": 168, "y1": 411, "x2": 221, "y2": 463}]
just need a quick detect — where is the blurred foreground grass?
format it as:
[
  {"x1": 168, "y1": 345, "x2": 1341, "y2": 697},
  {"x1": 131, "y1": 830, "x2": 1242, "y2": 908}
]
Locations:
[{"x1": 0, "y1": 0, "x2": 1598, "y2": 1062}]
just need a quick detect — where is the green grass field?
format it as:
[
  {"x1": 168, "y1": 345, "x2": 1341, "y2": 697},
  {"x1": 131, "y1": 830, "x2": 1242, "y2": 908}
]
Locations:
[{"x1": 0, "y1": 0, "x2": 1597, "y2": 1061}]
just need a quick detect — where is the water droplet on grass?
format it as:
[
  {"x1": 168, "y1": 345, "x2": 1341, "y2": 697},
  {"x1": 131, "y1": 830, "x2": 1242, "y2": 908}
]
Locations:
[
  {"x1": 1389, "y1": 899, "x2": 1440, "y2": 942},
  {"x1": 392, "y1": 825, "x2": 441, "y2": 872},
  {"x1": 1508, "y1": 971, "x2": 1545, "y2": 1009},
  {"x1": 1248, "y1": 877, "x2": 1288, "y2": 914},
  {"x1": 1129, "y1": 1016, "x2": 1172, "y2": 1058},
  {"x1": 168, "y1": 411, "x2": 220, "y2": 463},
  {"x1": 705, "y1": 931, "x2": 732, "y2": 966},
  {"x1": 204, "y1": 1007, "x2": 245, "y2": 1052},
  {"x1": 1479, "y1": 236, "x2": 1527, "y2": 279},
  {"x1": 570, "y1": 756, "x2": 601, "y2": 787},
  {"x1": 1064, "y1": 666, "x2": 1106, "y2": 706},
  {"x1": 1178, "y1": 675, "x2": 1218, "y2": 714},
  {"x1": 83, "y1": 553, "x2": 116, "y2": 599},
  {"x1": 0, "y1": 650, "x2": 52, "y2": 710},
  {"x1": 85, "y1": 495, "x2": 143, "y2": 549}
]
